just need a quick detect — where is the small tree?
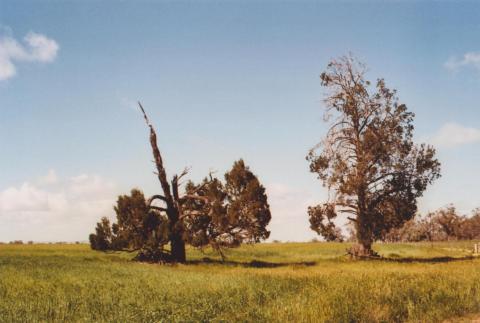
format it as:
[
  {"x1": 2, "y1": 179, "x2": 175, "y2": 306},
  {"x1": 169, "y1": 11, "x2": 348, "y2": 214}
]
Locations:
[
  {"x1": 183, "y1": 160, "x2": 271, "y2": 259},
  {"x1": 459, "y1": 208, "x2": 480, "y2": 240},
  {"x1": 430, "y1": 205, "x2": 463, "y2": 240},
  {"x1": 89, "y1": 217, "x2": 113, "y2": 251},
  {"x1": 417, "y1": 212, "x2": 440, "y2": 244},
  {"x1": 89, "y1": 189, "x2": 171, "y2": 260},
  {"x1": 307, "y1": 55, "x2": 441, "y2": 257},
  {"x1": 224, "y1": 159, "x2": 271, "y2": 243}
]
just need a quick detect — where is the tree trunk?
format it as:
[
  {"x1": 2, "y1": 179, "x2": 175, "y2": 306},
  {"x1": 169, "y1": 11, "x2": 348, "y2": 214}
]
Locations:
[
  {"x1": 351, "y1": 185, "x2": 376, "y2": 257},
  {"x1": 351, "y1": 208, "x2": 377, "y2": 258},
  {"x1": 170, "y1": 232, "x2": 186, "y2": 263},
  {"x1": 355, "y1": 235, "x2": 374, "y2": 257}
]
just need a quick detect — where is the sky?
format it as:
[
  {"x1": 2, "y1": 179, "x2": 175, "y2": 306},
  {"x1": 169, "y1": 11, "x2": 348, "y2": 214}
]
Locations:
[{"x1": 1, "y1": 1, "x2": 480, "y2": 242}]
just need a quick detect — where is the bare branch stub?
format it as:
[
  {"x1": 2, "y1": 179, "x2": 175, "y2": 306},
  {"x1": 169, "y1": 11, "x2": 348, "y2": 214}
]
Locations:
[
  {"x1": 138, "y1": 101, "x2": 151, "y2": 126},
  {"x1": 138, "y1": 102, "x2": 186, "y2": 263},
  {"x1": 138, "y1": 102, "x2": 174, "y2": 206}
]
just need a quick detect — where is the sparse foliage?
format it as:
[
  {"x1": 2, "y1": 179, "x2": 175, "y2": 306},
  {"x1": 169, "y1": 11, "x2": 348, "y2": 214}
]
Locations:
[
  {"x1": 307, "y1": 55, "x2": 441, "y2": 257},
  {"x1": 384, "y1": 205, "x2": 480, "y2": 242},
  {"x1": 308, "y1": 204, "x2": 344, "y2": 241},
  {"x1": 433, "y1": 205, "x2": 463, "y2": 240}
]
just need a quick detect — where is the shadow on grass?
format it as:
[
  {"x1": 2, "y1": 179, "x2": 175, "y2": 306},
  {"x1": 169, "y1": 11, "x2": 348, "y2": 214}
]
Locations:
[
  {"x1": 379, "y1": 256, "x2": 475, "y2": 263},
  {"x1": 187, "y1": 258, "x2": 317, "y2": 268}
]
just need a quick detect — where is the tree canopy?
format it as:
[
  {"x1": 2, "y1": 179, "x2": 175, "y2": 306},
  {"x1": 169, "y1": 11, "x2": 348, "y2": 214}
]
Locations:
[
  {"x1": 183, "y1": 160, "x2": 271, "y2": 259},
  {"x1": 307, "y1": 55, "x2": 441, "y2": 256}
]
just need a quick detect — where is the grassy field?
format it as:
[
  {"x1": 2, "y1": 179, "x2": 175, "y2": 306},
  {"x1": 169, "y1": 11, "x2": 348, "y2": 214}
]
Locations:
[{"x1": 1, "y1": 241, "x2": 480, "y2": 322}]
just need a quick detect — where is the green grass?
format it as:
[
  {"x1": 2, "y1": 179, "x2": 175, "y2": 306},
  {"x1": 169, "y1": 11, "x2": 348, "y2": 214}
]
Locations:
[{"x1": 1, "y1": 241, "x2": 480, "y2": 322}]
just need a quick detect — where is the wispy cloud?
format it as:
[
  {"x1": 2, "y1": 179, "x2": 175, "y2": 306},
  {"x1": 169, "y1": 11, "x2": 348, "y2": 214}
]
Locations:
[
  {"x1": 0, "y1": 30, "x2": 59, "y2": 81},
  {"x1": 430, "y1": 123, "x2": 480, "y2": 149},
  {"x1": 444, "y1": 52, "x2": 480, "y2": 72}
]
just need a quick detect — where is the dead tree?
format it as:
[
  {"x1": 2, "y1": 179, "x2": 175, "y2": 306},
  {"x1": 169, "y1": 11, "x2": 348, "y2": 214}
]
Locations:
[
  {"x1": 139, "y1": 103, "x2": 225, "y2": 262},
  {"x1": 138, "y1": 102, "x2": 189, "y2": 262}
]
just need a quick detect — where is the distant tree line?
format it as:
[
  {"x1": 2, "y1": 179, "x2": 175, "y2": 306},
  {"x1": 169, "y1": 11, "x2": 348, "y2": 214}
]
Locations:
[
  {"x1": 383, "y1": 205, "x2": 480, "y2": 242},
  {"x1": 0, "y1": 241, "x2": 81, "y2": 245},
  {"x1": 7, "y1": 240, "x2": 25, "y2": 245}
]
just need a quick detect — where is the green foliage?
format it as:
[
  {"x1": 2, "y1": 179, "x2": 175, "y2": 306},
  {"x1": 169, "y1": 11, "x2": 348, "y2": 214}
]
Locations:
[
  {"x1": 113, "y1": 189, "x2": 170, "y2": 253},
  {"x1": 183, "y1": 159, "x2": 271, "y2": 258},
  {"x1": 1, "y1": 242, "x2": 480, "y2": 322},
  {"x1": 89, "y1": 189, "x2": 170, "y2": 259},
  {"x1": 88, "y1": 217, "x2": 112, "y2": 251},
  {"x1": 182, "y1": 177, "x2": 228, "y2": 249},
  {"x1": 225, "y1": 159, "x2": 271, "y2": 242},
  {"x1": 308, "y1": 204, "x2": 344, "y2": 241}
]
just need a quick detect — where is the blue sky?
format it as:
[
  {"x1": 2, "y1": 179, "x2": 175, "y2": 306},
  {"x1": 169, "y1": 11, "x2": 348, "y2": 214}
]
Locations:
[{"x1": 1, "y1": 1, "x2": 480, "y2": 242}]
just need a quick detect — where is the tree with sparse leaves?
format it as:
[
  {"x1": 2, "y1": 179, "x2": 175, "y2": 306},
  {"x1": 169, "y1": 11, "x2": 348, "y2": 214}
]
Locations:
[
  {"x1": 307, "y1": 55, "x2": 441, "y2": 257},
  {"x1": 458, "y1": 208, "x2": 480, "y2": 240},
  {"x1": 383, "y1": 205, "x2": 480, "y2": 242},
  {"x1": 308, "y1": 204, "x2": 344, "y2": 242},
  {"x1": 431, "y1": 205, "x2": 463, "y2": 240}
]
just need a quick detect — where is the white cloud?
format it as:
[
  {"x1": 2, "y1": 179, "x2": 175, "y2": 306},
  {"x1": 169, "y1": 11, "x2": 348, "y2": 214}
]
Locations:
[
  {"x1": 69, "y1": 174, "x2": 115, "y2": 197},
  {"x1": 24, "y1": 33, "x2": 59, "y2": 63},
  {"x1": 430, "y1": 123, "x2": 480, "y2": 149},
  {"x1": 0, "y1": 31, "x2": 59, "y2": 81},
  {"x1": 0, "y1": 183, "x2": 51, "y2": 213},
  {"x1": 445, "y1": 52, "x2": 480, "y2": 72},
  {"x1": 265, "y1": 183, "x2": 322, "y2": 242},
  {"x1": 0, "y1": 170, "x2": 117, "y2": 242}
]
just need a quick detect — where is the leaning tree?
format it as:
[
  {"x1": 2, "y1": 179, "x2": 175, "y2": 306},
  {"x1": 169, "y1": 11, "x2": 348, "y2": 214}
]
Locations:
[
  {"x1": 90, "y1": 103, "x2": 271, "y2": 263},
  {"x1": 307, "y1": 55, "x2": 441, "y2": 257}
]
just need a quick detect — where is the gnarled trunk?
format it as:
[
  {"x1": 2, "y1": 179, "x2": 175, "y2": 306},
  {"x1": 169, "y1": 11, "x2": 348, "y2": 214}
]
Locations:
[
  {"x1": 349, "y1": 214, "x2": 378, "y2": 258},
  {"x1": 168, "y1": 207, "x2": 186, "y2": 263}
]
